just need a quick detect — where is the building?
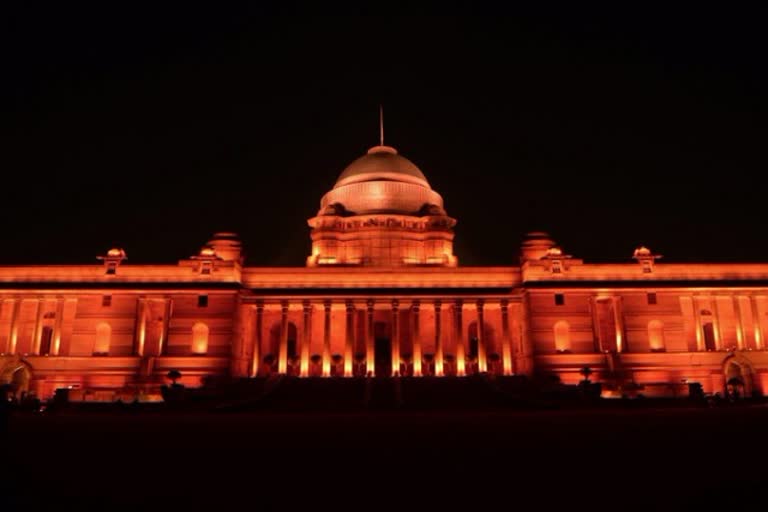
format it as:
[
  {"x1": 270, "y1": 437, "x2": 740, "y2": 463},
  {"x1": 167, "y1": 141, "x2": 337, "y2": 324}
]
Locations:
[{"x1": 2, "y1": 142, "x2": 767, "y2": 401}]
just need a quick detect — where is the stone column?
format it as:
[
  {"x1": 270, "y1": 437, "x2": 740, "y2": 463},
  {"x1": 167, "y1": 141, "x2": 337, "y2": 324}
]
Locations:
[
  {"x1": 231, "y1": 302, "x2": 251, "y2": 377},
  {"x1": 733, "y1": 296, "x2": 745, "y2": 350},
  {"x1": 0, "y1": 300, "x2": 7, "y2": 354},
  {"x1": 158, "y1": 298, "x2": 173, "y2": 356},
  {"x1": 454, "y1": 299, "x2": 465, "y2": 376},
  {"x1": 693, "y1": 297, "x2": 704, "y2": 351},
  {"x1": 588, "y1": 296, "x2": 601, "y2": 352},
  {"x1": 612, "y1": 296, "x2": 626, "y2": 353},
  {"x1": 7, "y1": 299, "x2": 20, "y2": 354},
  {"x1": 751, "y1": 296, "x2": 763, "y2": 350},
  {"x1": 519, "y1": 293, "x2": 534, "y2": 376},
  {"x1": 31, "y1": 298, "x2": 44, "y2": 355},
  {"x1": 712, "y1": 296, "x2": 723, "y2": 349},
  {"x1": 344, "y1": 301, "x2": 355, "y2": 377},
  {"x1": 434, "y1": 300, "x2": 443, "y2": 376},
  {"x1": 411, "y1": 300, "x2": 422, "y2": 377},
  {"x1": 391, "y1": 300, "x2": 400, "y2": 376},
  {"x1": 278, "y1": 301, "x2": 289, "y2": 374},
  {"x1": 322, "y1": 301, "x2": 332, "y2": 377},
  {"x1": 251, "y1": 302, "x2": 264, "y2": 377},
  {"x1": 51, "y1": 297, "x2": 65, "y2": 356},
  {"x1": 366, "y1": 300, "x2": 375, "y2": 376},
  {"x1": 133, "y1": 297, "x2": 147, "y2": 356},
  {"x1": 301, "y1": 301, "x2": 312, "y2": 377},
  {"x1": 501, "y1": 299, "x2": 513, "y2": 375},
  {"x1": 476, "y1": 299, "x2": 487, "y2": 373}
]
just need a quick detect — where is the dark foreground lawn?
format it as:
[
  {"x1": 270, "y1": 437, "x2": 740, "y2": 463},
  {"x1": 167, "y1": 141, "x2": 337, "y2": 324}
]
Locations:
[{"x1": 2, "y1": 405, "x2": 767, "y2": 511}]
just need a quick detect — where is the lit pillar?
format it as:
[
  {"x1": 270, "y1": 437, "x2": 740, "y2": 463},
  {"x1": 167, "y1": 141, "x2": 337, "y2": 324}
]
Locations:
[
  {"x1": 501, "y1": 299, "x2": 513, "y2": 375},
  {"x1": 366, "y1": 300, "x2": 375, "y2": 376},
  {"x1": 134, "y1": 297, "x2": 147, "y2": 356},
  {"x1": 454, "y1": 299, "x2": 465, "y2": 376},
  {"x1": 712, "y1": 296, "x2": 723, "y2": 349},
  {"x1": 733, "y1": 295, "x2": 745, "y2": 350},
  {"x1": 7, "y1": 299, "x2": 21, "y2": 354},
  {"x1": 519, "y1": 293, "x2": 534, "y2": 376},
  {"x1": 278, "y1": 301, "x2": 289, "y2": 374},
  {"x1": 434, "y1": 300, "x2": 444, "y2": 376},
  {"x1": 588, "y1": 296, "x2": 601, "y2": 352},
  {"x1": 751, "y1": 296, "x2": 763, "y2": 350},
  {"x1": 476, "y1": 300, "x2": 487, "y2": 372},
  {"x1": 412, "y1": 300, "x2": 422, "y2": 377},
  {"x1": 391, "y1": 300, "x2": 400, "y2": 376},
  {"x1": 0, "y1": 300, "x2": 7, "y2": 354},
  {"x1": 251, "y1": 302, "x2": 263, "y2": 377},
  {"x1": 693, "y1": 297, "x2": 704, "y2": 351},
  {"x1": 231, "y1": 302, "x2": 251, "y2": 377},
  {"x1": 158, "y1": 298, "x2": 173, "y2": 356},
  {"x1": 301, "y1": 301, "x2": 312, "y2": 377},
  {"x1": 31, "y1": 298, "x2": 44, "y2": 355},
  {"x1": 344, "y1": 301, "x2": 355, "y2": 376},
  {"x1": 612, "y1": 296, "x2": 625, "y2": 353},
  {"x1": 51, "y1": 297, "x2": 65, "y2": 356},
  {"x1": 322, "y1": 301, "x2": 332, "y2": 377}
]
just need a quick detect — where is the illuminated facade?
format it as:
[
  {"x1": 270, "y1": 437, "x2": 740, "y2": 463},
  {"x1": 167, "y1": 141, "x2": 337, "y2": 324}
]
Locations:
[{"x1": 2, "y1": 144, "x2": 768, "y2": 400}]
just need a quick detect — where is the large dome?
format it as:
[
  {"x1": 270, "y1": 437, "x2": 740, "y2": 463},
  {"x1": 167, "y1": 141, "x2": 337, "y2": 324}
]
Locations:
[
  {"x1": 334, "y1": 146, "x2": 430, "y2": 188},
  {"x1": 308, "y1": 142, "x2": 457, "y2": 267},
  {"x1": 319, "y1": 145, "x2": 444, "y2": 216}
]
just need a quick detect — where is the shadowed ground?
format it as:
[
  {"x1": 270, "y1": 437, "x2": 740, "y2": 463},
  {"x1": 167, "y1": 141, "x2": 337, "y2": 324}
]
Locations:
[{"x1": 3, "y1": 404, "x2": 767, "y2": 511}]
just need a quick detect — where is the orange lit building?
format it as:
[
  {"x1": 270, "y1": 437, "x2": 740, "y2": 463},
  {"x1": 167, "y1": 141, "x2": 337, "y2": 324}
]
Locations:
[{"x1": 2, "y1": 143, "x2": 766, "y2": 400}]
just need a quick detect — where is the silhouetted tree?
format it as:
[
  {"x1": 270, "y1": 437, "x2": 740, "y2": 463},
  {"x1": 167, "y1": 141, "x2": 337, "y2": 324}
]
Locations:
[{"x1": 166, "y1": 369, "x2": 182, "y2": 386}]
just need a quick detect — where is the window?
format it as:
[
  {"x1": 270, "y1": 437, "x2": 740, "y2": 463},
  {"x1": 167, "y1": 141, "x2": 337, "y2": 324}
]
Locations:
[
  {"x1": 554, "y1": 293, "x2": 565, "y2": 306},
  {"x1": 648, "y1": 320, "x2": 665, "y2": 351},
  {"x1": 106, "y1": 263, "x2": 117, "y2": 275},
  {"x1": 287, "y1": 338, "x2": 297, "y2": 360},
  {"x1": 647, "y1": 293, "x2": 657, "y2": 305},
  {"x1": 703, "y1": 323, "x2": 716, "y2": 351},
  {"x1": 552, "y1": 260, "x2": 562, "y2": 273},
  {"x1": 554, "y1": 321, "x2": 571, "y2": 353},
  {"x1": 191, "y1": 322, "x2": 209, "y2": 354},
  {"x1": 468, "y1": 337, "x2": 479, "y2": 359},
  {"x1": 39, "y1": 326, "x2": 53, "y2": 355},
  {"x1": 198, "y1": 295, "x2": 208, "y2": 308},
  {"x1": 94, "y1": 322, "x2": 111, "y2": 355},
  {"x1": 102, "y1": 295, "x2": 112, "y2": 307}
]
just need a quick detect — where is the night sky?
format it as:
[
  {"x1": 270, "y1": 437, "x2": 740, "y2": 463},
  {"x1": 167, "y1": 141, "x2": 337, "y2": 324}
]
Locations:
[{"x1": 3, "y1": 5, "x2": 766, "y2": 266}]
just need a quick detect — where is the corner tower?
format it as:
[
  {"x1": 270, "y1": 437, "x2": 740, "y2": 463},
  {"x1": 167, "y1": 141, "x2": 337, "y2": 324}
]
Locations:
[{"x1": 307, "y1": 144, "x2": 457, "y2": 267}]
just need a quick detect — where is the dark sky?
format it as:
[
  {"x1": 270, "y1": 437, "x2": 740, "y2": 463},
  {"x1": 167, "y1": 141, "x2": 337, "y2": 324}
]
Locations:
[{"x1": 3, "y1": 5, "x2": 767, "y2": 266}]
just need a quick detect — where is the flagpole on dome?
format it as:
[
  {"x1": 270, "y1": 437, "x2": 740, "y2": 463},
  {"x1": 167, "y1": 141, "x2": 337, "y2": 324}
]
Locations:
[{"x1": 369, "y1": 104, "x2": 396, "y2": 155}]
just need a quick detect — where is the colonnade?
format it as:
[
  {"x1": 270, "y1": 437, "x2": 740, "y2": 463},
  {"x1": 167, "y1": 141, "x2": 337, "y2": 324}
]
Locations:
[{"x1": 235, "y1": 298, "x2": 526, "y2": 378}]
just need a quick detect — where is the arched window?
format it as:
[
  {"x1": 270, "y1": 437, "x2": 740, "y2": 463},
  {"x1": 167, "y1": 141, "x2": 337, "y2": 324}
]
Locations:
[
  {"x1": 703, "y1": 323, "x2": 716, "y2": 351},
  {"x1": 94, "y1": 322, "x2": 111, "y2": 355},
  {"x1": 554, "y1": 321, "x2": 571, "y2": 353},
  {"x1": 192, "y1": 322, "x2": 209, "y2": 355},
  {"x1": 648, "y1": 320, "x2": 665, "y2": 352},
  {"x1": 286, "y1": 323, "x2": 298, "y2": 360},
  {"x1": 39, "y1": 326, "x2": 53, "y2": 355}
]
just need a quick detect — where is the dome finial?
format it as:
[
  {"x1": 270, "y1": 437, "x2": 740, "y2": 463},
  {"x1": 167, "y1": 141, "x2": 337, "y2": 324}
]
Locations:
[{"x1": 379, "y1": 104, "x2": 384, "y2": 147}]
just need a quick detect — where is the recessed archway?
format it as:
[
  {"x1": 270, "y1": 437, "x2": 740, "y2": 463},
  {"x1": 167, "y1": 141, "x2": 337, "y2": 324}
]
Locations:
[
  {"x1": 723, "y1": 355, "x2": 754, "y2": 398},
  {"x1": 1, "y1": 359, "x2": 33, "y2": 398}
]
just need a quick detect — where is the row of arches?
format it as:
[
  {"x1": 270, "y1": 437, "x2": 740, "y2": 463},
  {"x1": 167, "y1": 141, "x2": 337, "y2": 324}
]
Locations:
[
  {"x1": 553, "y1": 320, "x2": 666, "y2": 353},
  {"x1": 74, "y1": 322, "x2": 212, "y2": 356}
]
